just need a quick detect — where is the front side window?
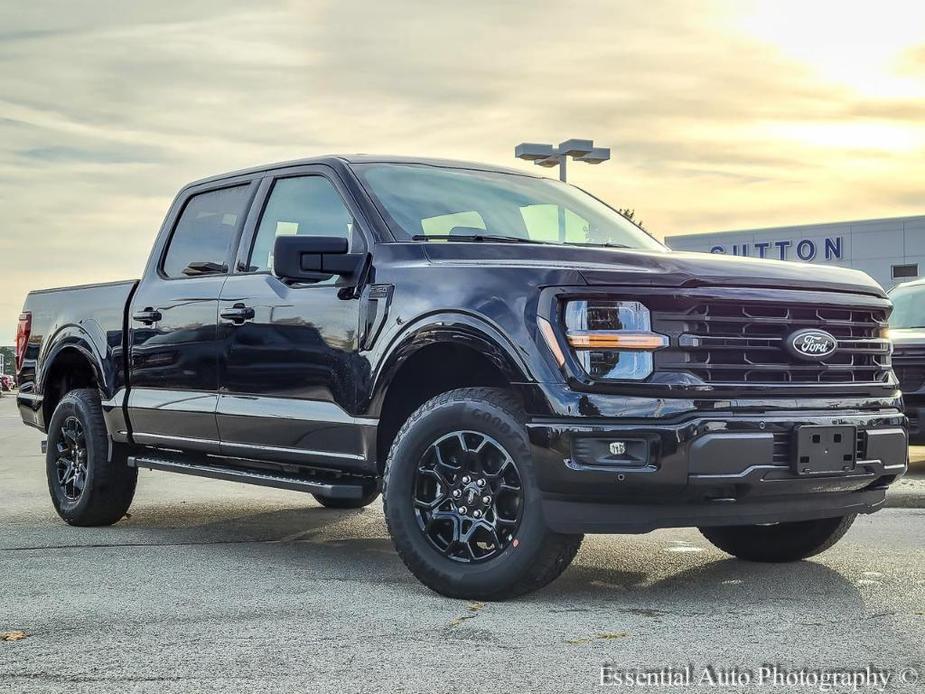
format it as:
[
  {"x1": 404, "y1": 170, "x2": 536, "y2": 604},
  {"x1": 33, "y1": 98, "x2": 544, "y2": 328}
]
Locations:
[
  {"x1": 354, "y1": 163, "x2": 665, "y2": 251},
  {"x1": 890, "y1": 284, "x2": 925, "y2": 329},
  {"x1": 162, "y1": 185, "x2": 251, "y2": 278},
  {"x1": 248, "y1": 176, "x2": 354, "y2": 273}
]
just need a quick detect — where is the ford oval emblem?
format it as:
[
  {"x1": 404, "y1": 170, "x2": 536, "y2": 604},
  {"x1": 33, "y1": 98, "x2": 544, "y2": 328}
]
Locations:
[{"x1": 786, "y1": 329, "x2": 838, "y2": 361}]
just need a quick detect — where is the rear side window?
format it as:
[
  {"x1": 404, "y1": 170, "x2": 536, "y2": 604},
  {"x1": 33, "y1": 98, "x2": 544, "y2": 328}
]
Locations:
[{"x1": 162, "y1": 185, "x2": 251, "y2": 278}]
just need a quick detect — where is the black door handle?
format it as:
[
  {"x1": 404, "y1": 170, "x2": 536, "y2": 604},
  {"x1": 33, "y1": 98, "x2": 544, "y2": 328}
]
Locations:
[
  {"x1": 132, "y1": 308, "x2": 162, "y2": 325},
  {"x1": 220, "y1": 303, "x2": 255, "y2": 324}
]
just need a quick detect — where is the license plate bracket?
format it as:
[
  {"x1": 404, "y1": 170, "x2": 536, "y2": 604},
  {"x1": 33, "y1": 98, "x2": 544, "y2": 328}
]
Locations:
[{"x1": 794, "y1": 425, "x2": 857, "y2": 475}]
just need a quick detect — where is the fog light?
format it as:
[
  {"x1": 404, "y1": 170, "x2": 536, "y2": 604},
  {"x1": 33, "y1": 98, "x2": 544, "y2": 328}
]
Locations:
[{"x1": 572, "y1": 436, "x2": 651, "y2": 469}]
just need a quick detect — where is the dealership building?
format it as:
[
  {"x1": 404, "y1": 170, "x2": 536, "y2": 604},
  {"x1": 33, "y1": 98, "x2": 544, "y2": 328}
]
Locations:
[{"x1": 665, "y1": 214, "x2": 925, "y2": 290}]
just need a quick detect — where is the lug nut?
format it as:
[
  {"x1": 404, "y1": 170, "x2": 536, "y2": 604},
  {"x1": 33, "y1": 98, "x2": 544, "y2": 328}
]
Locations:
[
  {"x1": 458, "y1": 506, "x2": 468, "y2": 514},
  {"x1": 461, "y1": 475, "x2": 470, "y2": 484},
  {"x1": 477, "y1": 479, "x2": 486, "y2": 487},
  {"x1": 452, "y1": 489, "x2": 461, "y2": 498},
  {"x1": 482, "y1": 495, "x2": 491, "y2": 504},
  {"x1": 473, "y1": 510, "x2": 482, "y2": 518}
]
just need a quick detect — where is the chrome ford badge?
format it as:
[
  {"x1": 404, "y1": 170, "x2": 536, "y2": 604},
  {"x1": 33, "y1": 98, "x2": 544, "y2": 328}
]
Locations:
[{"x1": 786, "y1": 329, "x2": 838, "y2": 361}]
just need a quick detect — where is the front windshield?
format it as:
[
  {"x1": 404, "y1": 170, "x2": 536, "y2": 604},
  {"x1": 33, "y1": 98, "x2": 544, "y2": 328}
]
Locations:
[
  {"x1": 890, "y1": 284, "x2": 925, "y2": 329},
  {"x1": 354, "y1": 163, "x2": 665, "y2": 251}
]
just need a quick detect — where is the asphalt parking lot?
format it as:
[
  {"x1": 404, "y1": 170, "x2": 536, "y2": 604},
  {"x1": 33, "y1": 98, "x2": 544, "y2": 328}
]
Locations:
[{"x1": 1, "y1": 394, "x2": 923, "y2": 693}]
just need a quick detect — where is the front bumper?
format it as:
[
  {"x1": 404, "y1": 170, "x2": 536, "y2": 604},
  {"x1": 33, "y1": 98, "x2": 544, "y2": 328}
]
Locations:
[{"x1": 527, "y1": 409, "x2": 908, "y2": 534}]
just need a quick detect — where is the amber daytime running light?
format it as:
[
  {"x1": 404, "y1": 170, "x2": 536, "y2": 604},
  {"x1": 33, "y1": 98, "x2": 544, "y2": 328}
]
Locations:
[
  {"x1": 544, "y1": 300, "x2": 669, "y2": 380},
  {"x1": 566, "y1": 331, "x2": 668, "y2": 350}
]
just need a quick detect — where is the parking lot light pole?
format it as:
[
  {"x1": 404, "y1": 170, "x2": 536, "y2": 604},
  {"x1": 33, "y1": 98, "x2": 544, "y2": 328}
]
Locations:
[
  {"x1": 514, "y1": 139, "x2": 611, "y2": 183},
  {"x1": 515, "y1": 139, "x2": 611, "y2": 239}
]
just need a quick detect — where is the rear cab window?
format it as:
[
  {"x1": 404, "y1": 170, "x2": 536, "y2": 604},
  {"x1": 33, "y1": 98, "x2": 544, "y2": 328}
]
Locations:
[{"x1": 162, "y1": 185, "x2": 252, "y2": 278}]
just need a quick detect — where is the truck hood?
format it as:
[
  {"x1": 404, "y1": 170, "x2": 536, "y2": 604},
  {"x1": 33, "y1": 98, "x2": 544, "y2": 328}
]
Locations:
[
  {"x1": 889, "y1": 328, "x2": 925, "y2": 347},
  {"x1": 421, "y1": 243, "x2": 887, "y2": 297}
]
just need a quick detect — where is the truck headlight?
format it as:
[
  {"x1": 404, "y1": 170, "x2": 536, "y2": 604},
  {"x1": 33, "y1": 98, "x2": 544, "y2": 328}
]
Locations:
[{"x1": 561, "y1": 300, "x2": 667, "y2": 380}]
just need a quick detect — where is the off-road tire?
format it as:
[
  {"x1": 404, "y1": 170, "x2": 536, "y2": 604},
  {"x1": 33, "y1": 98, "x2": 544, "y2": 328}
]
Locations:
[
  {"x1": 383, "y1": 387, "x2": 583, "y2": 600},
  {"x1": 699, "y1": 514, "x2": 856, "y2": 562},
  {"x1": 46, "y1": 389, "x2": 137, "y2": 526}
]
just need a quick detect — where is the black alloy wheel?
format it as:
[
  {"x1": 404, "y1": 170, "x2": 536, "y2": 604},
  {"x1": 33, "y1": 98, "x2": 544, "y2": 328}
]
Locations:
[
  {"x1": 55, "y1": 416, "x2": 88, "y2": 501},
  {"x1": 413, "y1": 430, "x2": 524, "y2": 563}
]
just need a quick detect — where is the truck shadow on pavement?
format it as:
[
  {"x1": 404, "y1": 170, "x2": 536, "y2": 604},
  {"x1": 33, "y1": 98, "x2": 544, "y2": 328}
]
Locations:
[
  {"x1": 108, "y1": 501, "x2": 869, "y2": 613},
  {"x1": 546, "y1": 556, "x2": 865, "y2": 610}
]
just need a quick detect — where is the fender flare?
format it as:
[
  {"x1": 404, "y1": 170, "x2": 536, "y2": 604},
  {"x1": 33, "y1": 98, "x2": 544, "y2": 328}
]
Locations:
[
  {"x1": 365, "y1": 311, "x2": 535, "y2": 417},
  {"x1": 38, "y1": 322, "x2": 114, "y2": 400}
]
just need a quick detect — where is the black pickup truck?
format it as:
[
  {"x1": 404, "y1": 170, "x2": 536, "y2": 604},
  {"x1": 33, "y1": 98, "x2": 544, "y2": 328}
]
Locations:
[
  {"x1": 889, "y1": 279, "x2": 925, "y2": 441},
  {"x1": 15, "y1": 155, "x2": 908, "y2": 599}
]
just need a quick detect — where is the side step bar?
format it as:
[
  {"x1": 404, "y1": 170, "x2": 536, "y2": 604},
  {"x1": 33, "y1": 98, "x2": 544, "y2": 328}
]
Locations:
[{"x1": 128, "y1": 455, "x2": 365, "y2": 499}]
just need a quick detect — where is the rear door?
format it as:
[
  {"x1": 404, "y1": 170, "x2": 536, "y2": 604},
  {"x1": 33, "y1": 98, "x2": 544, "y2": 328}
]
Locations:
[
  {"x1": 127, "y1": 179, "x2": 258, "y2": 451},
  {"x1": 215, "y1": 166, "x2": 373, "y2": 470}
]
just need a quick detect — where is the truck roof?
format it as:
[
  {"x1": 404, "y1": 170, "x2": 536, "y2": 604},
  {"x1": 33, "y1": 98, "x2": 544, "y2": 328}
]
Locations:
[{"x1": 183, "y1": 154, "x2": 539, "y2": 190}]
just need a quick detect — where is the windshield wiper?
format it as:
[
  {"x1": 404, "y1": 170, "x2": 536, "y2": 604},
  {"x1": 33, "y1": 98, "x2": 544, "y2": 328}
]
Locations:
[
  {"x1": 568, "y1": 241, "x2": 633, "y2": 249},
  {"x1": 411, "y1": 234, "x2": 550, "y2": 245}
]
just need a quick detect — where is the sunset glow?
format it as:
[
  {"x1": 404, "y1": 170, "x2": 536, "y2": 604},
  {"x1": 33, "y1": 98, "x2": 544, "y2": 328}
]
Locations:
[{"x1": 1, "y1": 1, "x2": 924, "y2": 341}]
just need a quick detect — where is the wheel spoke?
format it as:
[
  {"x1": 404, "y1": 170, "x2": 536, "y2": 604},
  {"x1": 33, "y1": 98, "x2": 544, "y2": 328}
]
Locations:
[
  {"x1": 432, "y1": 443, "x2": 462, "y2": 477},
  {"x1": 412, "y1": 430, "x2": 524, "y2": 564},
  {"x1": 414, "y1": 492, "x2": 446, "y2": 511},
  {"x1": 56, "y1": 416, "x2": 88, "y2": 501},
  {"x1": 418, "y1": 466, "x2": 449, "y2": 488},
  {"x1": 484, "y1": 458, "x2": 512, "y2": 479}
]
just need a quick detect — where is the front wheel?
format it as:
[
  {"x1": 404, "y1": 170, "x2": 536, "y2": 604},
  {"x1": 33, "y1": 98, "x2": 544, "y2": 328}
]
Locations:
[
  {"x1": 699, "y1": 515, "x2": 856, "y2": 562},
  {"x1": 383, "y1": 388, "x2": 582, "y2": 600}
]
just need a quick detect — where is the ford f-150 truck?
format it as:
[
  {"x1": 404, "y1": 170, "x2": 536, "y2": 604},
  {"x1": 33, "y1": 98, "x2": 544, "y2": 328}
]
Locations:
[
  {"x1": 15, "y1": 155, "x2": 909, "y2": 599},
  {"x1": 889, "y1": 279, "x2": 925, "y2": 442}
]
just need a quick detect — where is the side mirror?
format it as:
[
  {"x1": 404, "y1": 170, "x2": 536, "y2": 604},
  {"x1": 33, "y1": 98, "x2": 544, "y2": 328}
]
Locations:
[{"x1": 272, "y1": 236, "x2": 364, "y2": 282}]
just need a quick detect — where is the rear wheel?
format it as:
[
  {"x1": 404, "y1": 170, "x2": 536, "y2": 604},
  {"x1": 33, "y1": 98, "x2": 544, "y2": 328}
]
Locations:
[
  {"x1": 699, "y1": 515, "x2": 856, "y2": 562},
  {"x1": 384, "y1": 388, "x2": 582, "y2": 600},
  {"x1": 46, "y1": 389, "x2": 137, "y2": 526}
]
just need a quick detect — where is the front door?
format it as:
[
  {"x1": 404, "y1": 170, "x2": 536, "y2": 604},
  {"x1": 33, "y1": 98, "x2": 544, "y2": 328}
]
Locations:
[
  {"x1": 216, "y1": 171, "x2": 373, "y2": 470},
  {"x1": 128, "y1": 181, "x2": 255, "y2": 451}
]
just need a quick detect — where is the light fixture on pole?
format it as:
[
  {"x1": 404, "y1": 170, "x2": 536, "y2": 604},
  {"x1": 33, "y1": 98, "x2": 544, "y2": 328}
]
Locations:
[{"x1": 514, "y1": 139, "x2": 610, "y2": 182}]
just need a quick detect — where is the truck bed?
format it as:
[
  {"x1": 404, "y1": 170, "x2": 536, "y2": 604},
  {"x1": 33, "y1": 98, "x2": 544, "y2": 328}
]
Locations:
[{"x1": 17, "y1": 279, "x2": 138, "y2": 429}]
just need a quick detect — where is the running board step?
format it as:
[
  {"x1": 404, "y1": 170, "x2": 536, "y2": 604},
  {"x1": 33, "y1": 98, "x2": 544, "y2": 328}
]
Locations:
[{"x1": 127, "y1": 455, "x2": 365, "y2": 499}]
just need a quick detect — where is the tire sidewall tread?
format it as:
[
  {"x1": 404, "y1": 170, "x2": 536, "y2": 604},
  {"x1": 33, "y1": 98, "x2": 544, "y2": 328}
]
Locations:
[{"x1": 699, "y1": 514, "x2": 857, "y2": 563}]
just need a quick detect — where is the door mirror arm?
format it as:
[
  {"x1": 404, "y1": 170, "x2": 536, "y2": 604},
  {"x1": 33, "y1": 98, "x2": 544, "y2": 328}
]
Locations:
[{"x1": 347, "y1": 253, "x2": 374, "y2": 299}]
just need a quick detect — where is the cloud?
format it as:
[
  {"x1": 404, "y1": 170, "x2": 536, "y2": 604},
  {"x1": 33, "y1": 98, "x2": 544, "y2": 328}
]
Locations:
[{"x1": 1, "y1": 1, "x2": 924, "y2": 341}]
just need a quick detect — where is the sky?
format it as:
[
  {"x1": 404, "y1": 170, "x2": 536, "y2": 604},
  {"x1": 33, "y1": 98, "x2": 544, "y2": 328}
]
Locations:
[{"x1": 1, "y1": 0, "x2": 924, "y2": 342}]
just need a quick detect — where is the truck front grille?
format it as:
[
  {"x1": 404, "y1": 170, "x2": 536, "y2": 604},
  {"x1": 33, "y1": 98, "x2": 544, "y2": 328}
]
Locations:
[
  {"x1": 652, "y1": 300, "x2": 892, "y2": 388},
  {"x1": 892, "y1": 347, "x2": 925, "y2": 392}
]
